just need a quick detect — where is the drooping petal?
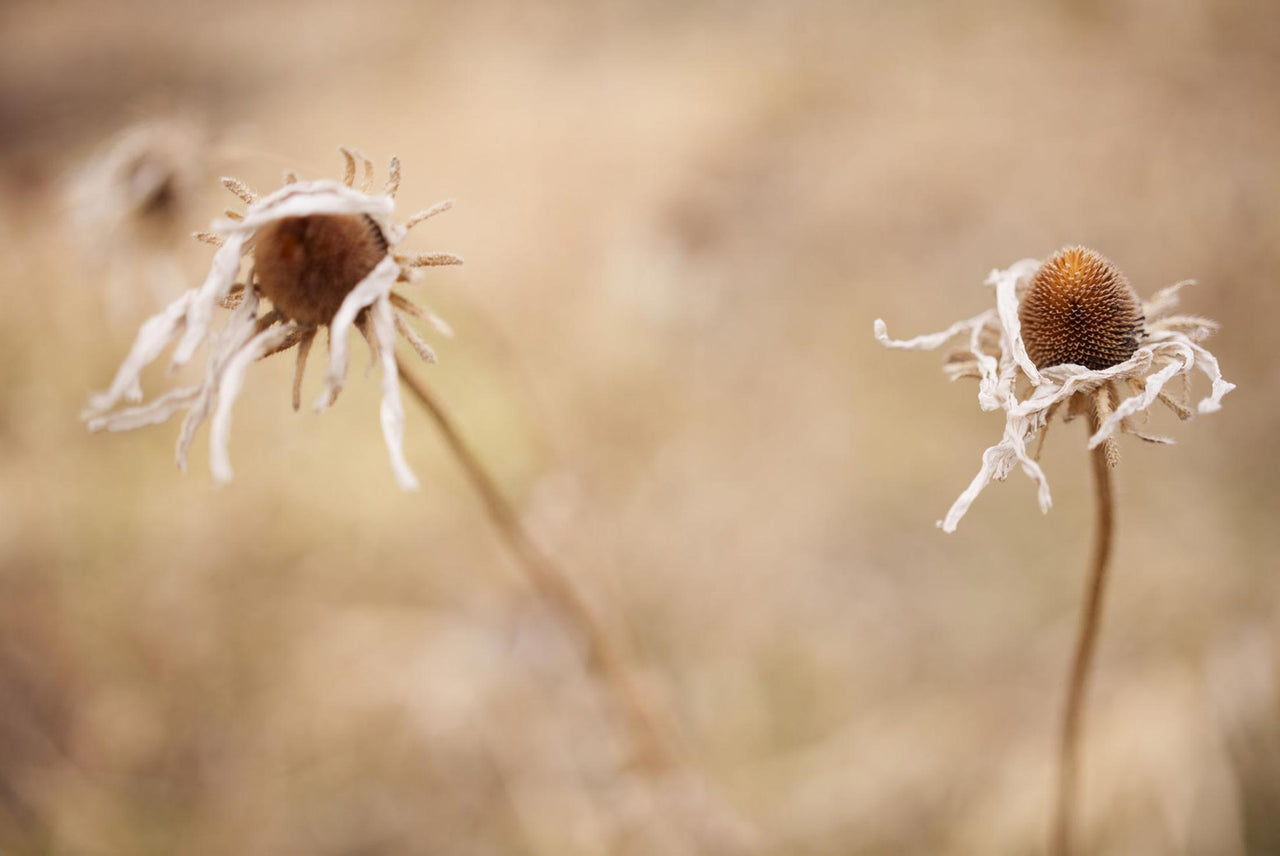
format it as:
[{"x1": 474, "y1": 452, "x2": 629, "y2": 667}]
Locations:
[
  {"x1": 313, "y1": 255, "x2": 401, "y2": 412},
  {"x1": 987, "y1": 258, "x2": 1042, "y2": 384},
  {"x1": 84, "y1": 289, "x2": 196, "y2": 415},
  {"x1": 1183, "y1": 338, "x2": 1236, "y2": 414},
  {"x1": 176, "y1": 287, "x2": 261, "y2": 471},
  {"x1": 370, "y1": 295, "x2": 419, "y2": 490},
  {"x1": 1087, "y1": 346, "x2": 1192, "y2": 449},
  {"x1": 940, "y1": 414, "x2": 1052, "y2": 533},
  {"x1": 87, "y1": 385, "x2": 201, "y2": 432},
  {"x1": 170, "y1": 232, "x2": 247, "y2": 369},
  {"x1": 209, "y1": 322, "x2": 299, "y2": 483},
  {"x1": 969, "y1": 317, "x2": 1004, "y2": 412}
]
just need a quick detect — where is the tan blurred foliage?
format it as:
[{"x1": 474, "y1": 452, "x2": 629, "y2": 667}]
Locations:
[{"x1": 1, "y1": 0, "x2": 1278, "y2": 853}]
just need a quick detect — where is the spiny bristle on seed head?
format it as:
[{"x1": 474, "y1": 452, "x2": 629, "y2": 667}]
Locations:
[
  {"x1": 1019, "y1": 246, "x2": 1144, "y2": 371},
  {"x1": 253, "y1": 214, "x2": 389, "y2": 327}
]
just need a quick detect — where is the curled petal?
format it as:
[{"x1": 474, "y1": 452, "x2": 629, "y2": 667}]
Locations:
[
  {"x1": 873, "y1": 312, "x2": 993, "y2": 352},
  {"x1": 176, "y1": 289, "x2": 262, "y2": 471},
  {"x1": 370, "y1": 296, "x2": 419, "y2": 490},
  {"x1": 314, "y1": 256, "x2": 401, "y2": 412},
  {"x1": 941, "y1": 415, "x2": 1052, "y2": 533},
  {"x1": 209, "y1": 323, "x2": 299, "y2": 483},
  {"x1": 87, "y1": 386, "x2": 201, "y2": 432},
  {"x1": 171, "y1": 232, "x2": 247, "y2": 369},
  {"x1": 1184, "y1": 338, "x2": 1236, "y2": 414},
  {"x1": 987, "y1": 258, "x2": 1042, "y2": 385},
  {"x1": 1086, "y1": 348, "x2": 1188, "y2": 448},
  {"x1": 84, "y1": 290, "x2": 196, "y2": 415}
]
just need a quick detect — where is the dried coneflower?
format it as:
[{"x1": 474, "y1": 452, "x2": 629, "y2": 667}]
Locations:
[
  {"x1": 875, "y1": 246, "x2": 1234, "y2": 855},
  {"x1": 82, "y1": 147, "x2": 459, "y2": 489}
]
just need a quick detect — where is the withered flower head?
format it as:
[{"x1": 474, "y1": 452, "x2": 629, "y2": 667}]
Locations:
[
  {"x1": 874, "y1": 247, "x2": 1234, "y2": 531},
  {"x1": 67, "y1": 119, "x2": 210, "y2": 314},
  {"x1": 82, "y1": 148, "x2": 462, "y2": 490},
  {"x1": 69, "y1": 119, "x2": 206, "y2": 243}
]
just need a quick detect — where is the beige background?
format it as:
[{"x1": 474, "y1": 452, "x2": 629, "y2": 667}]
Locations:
[{"x1": 0, "y1": 1, "x2": 1277, "y2": 853}]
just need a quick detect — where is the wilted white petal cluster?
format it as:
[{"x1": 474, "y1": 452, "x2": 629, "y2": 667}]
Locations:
[
  {"x1": 83, "y1": 150, "x2": 461, "y2": 490},
  {"x1": 875, "y1": 255, "x2": 1234, "y2": 532}
]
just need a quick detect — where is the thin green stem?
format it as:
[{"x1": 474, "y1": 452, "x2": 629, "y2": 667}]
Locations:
[{"x1": 1051, "y1": 411, "x2": 1115, "y2": 856}]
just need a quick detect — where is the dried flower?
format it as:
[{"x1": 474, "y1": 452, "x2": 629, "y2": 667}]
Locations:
[
  {"x1": 69, "y1": 119, "x2": 206, "y2": 244},
  {"x1": 874, "y1": 246, "x2": 1234, "y2": 531},
  {"x1": 82, "y1": 148, "x2": 462, "y2": 490},
  {"x1": 66, "y1": 118, "x2": 210, "y2": 315}
]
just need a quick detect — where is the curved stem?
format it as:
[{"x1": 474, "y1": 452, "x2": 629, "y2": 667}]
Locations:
[
  {"x1": 1051, "y1": 412, "x2": 1115, "y2": 856},
  {"x1": 397, "y1": 362, "x2": 676, "y2": 774}
]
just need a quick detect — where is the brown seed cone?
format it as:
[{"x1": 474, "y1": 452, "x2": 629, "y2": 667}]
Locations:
[
  {"x1": 1019, "y1": 247, "x2": 1145, "y2": 371},
  {"x1": 253, "y1": 214, "x2": 389, "y2": 327}
]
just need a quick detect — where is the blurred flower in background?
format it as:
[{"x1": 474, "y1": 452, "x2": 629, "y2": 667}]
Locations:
[{"x1": 64, "y1": 117, "x2": 210, "y2": 322}]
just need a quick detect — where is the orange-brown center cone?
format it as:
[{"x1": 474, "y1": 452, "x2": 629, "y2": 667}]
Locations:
[
  {"x1": 1019, "y1": 246, "x2": 1144, "y2": 371},
  {"x1": 253, "y1": 214, "x2": 389, "y2": 327}
]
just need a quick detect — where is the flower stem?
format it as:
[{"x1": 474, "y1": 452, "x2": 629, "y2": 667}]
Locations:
[
  {"x1": 397, "y1": 362, "x2": 676, "y2": 774},
  {"x1": 1051, "y1": 414, "x2": 1115, "y2": 856}
]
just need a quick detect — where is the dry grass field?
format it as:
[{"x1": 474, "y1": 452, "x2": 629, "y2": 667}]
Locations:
[{"x1": 1, "y1": 1, "x2": 1278, "y2": 853}]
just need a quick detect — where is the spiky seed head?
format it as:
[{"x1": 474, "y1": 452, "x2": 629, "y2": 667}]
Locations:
[
  {"x1": 253, "y1": 214, "x2": 389, "y2": 326},
  {"x1": 1019, "y1": 246, "x2": 1144, "y2": 371}
]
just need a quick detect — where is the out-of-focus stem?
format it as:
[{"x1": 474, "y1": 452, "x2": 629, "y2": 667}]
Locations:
[
  {"x1": 397, "y1": 362, "x2": 675, "y2": 774},
  {"x1": 1051, "y1": 410, "x2": 1115, "y2": 856}
]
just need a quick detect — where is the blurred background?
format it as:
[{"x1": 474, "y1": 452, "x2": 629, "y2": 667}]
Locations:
[{"x1": 1, "y1": 0, "x2": 1277, "y2": 853}]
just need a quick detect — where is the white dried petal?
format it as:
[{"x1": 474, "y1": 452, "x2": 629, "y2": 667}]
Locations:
[
  {"x1": 87, "y1": 385, "x2": 201, "y2": 432},
  {"x1": 987, "y1": 258, "x2": 1042, "y2": 384},
  {"x1": 941, "y1": 417, "x2": 1052, "y2": 533},
  {"x1": 84, "y1": 289, "x2": 196, "y2": 415},
  {"x1": 873, "y1": 314, "x2": 989, "y2": 352},
  {"x1": 176, "y1": 288, "x2": 262, "y2": 471},
  {"x1": 1183, "y1": 337, "x2": 1236, "y2": 414},
  {"x1": 371, "y1": 295, "x2": 419, "y2": 490},
  {"x1": 314, "y1": 255, "x2": 401, "y2": 412},
  {"x1": 213, "y1": 180, "x2": 393, "y2": 234},
  {"x1": 1087, "y1": 345, "x2": 1191, "y2": 449},
  {"x1": 171, "y1": 232, "x2": 247, "y2": 368},
  {"x1": 209, "y1": 322, "x2": 299, "y2": 483}
]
